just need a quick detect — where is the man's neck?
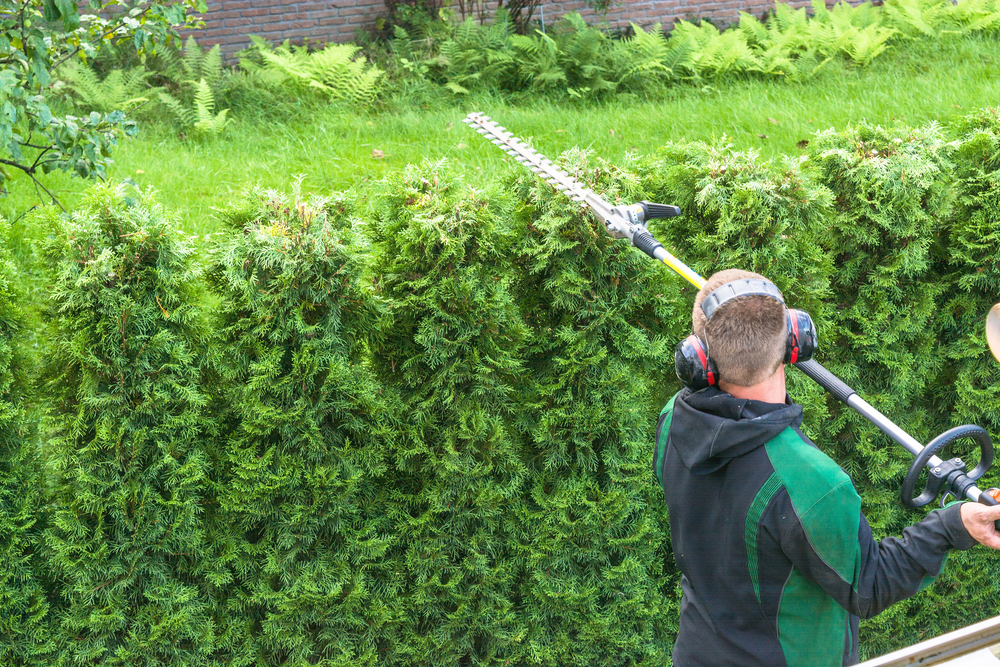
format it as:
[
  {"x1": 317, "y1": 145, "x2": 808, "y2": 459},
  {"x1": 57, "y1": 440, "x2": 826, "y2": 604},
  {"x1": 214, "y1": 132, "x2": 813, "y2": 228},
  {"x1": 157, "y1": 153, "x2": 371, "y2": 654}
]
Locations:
[{"x1": 718, "y1": 365, "x2": 786, "y2": 404}]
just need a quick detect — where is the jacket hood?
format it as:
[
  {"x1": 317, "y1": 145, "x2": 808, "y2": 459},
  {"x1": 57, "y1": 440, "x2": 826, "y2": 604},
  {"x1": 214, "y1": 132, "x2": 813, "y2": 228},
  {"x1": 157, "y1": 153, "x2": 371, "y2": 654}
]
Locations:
[{"x1": 668, "y1": 386, "x2": 803, "y2": 474}]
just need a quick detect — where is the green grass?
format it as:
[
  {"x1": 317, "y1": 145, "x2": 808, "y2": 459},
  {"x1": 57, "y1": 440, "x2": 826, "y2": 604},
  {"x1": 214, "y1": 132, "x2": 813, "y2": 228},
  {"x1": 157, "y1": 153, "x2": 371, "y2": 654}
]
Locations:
[{"x1": 2, "y1": 34, "x2": 999, "y2": 236}]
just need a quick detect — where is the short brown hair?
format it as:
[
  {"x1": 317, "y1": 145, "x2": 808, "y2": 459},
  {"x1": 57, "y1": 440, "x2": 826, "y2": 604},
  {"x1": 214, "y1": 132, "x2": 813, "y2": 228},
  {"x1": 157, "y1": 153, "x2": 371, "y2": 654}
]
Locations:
[{"x1": 692, "y1": 269, "x2": 787, "y2": 387}]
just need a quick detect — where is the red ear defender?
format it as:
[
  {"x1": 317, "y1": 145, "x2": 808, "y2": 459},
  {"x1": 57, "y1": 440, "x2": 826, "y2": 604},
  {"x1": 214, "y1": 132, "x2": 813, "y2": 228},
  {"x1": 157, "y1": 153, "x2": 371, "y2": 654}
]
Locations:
[
  {"x1": 785, "y1": 309, "x2": 817, "y2": 364},
  {"x1": 675, "y1": 335, "x2": 719, "y2": 390}
]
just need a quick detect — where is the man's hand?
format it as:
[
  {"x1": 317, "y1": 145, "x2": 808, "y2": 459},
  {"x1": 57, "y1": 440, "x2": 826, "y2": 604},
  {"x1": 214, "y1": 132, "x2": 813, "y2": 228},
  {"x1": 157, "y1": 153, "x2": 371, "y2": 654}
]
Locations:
[{"x1": 960, "y1": 502, "x2": 1000, "y2": 549}]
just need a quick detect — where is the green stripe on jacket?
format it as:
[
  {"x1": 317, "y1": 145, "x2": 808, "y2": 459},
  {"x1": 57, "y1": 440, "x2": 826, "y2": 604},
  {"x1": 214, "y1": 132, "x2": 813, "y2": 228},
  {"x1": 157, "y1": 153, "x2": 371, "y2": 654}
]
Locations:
[
  {"x1": 654, "y1": 392, "x2": 681, "y2": 487},
  {"x1": 745, "y1": 471, "x2": 783, "y2": 603},
  {"x1": 765, "y1": 426, "x2": 861, "y2": 667}
]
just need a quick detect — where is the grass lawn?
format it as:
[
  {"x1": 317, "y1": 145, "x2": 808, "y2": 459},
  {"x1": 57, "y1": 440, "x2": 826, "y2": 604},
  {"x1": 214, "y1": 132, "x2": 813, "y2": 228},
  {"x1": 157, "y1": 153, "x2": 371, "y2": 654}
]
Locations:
[{"x1": 2, "y1": 34, "x2": 998, "y2": 237}]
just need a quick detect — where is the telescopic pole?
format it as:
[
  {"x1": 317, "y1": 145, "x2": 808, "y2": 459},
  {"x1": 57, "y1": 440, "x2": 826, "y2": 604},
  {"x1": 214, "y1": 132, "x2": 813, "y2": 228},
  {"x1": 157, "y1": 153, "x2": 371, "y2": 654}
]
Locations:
[{"x1": 464, "y1": 112, "x2": 1000, "y2": 513}]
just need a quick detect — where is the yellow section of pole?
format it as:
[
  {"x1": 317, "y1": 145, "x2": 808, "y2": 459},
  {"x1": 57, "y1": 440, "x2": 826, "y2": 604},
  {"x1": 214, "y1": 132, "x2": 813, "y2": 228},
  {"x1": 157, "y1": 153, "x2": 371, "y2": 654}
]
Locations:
[{"x1": 659, "y1": 250, "x2": 706, "y2": 290}]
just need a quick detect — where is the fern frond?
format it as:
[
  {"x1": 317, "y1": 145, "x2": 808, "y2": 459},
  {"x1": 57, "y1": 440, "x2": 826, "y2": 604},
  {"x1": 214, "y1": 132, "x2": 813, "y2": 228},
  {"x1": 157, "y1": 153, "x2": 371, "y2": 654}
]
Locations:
[
  {"x1": 156, "y1": 46, "x2": 185, "y2": 88},
  {"x1": 181, "y1": 35, "x2": 202, "y2": 81},
  {"x1": 843, "y1": 24, "x2": 897, "y2": 64},
  {"x1": 621, "y1": 23, "x2": 681, "y2": 81},
  {"x1": 509, "y1": 34, "x2": 541, "y2": 56},
  {"x1": 193, "y1": 78, "x2": 215, "y2": 115},
  {"x1": 307, "y1": 44, "x2": 384, "y2": 104},
  {"x1": 883, "y1": 0, "x2": 950, "y2": 37},
  {"x1": 201, "y1": 45, "x2": 224, "y2": 87},
  {"x1": 739, "y1": 12, "x2": 770, "y2": 46},
  {"x1": 952, "y1": 0, "x2": 1000, "y2": 32},
  {"x1": 60, "y1": 61, "x2": 155, "y2": 113},
  {"x1": 194, "y1": 106, "x2": 230, "y2": 136},
  {"x1": 244, "y1": 40, "x2": 382, "y2": 105},
  {"x1": 157, "y1": 90, "x2": 194, "y2": 127}
]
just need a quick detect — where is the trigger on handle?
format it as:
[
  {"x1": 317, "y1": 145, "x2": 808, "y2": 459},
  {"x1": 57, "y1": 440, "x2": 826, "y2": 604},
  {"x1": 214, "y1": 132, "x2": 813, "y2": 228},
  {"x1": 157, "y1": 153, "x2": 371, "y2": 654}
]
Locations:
[{"x1": 640, "y1": 201, "x2": 681, "y2": 219}]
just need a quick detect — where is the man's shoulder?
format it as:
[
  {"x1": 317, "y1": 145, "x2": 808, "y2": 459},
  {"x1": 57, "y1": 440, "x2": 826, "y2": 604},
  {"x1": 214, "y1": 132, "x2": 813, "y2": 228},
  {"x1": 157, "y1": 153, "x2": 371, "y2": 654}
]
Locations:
[
  {"x1": 764, "y1": 426, "x2": 855, "y2": 500},
  {"x1": 764, "y1": 426, "x2": 862, "y2": 578}
]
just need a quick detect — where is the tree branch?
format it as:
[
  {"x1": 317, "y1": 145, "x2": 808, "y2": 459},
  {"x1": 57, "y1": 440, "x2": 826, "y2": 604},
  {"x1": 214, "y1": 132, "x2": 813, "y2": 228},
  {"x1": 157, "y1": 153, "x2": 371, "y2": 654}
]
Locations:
[
  {"x1": 30, "y1": 145, "x2": 54, "y2": 170},
  {"x1": 0, "y1": 157, "x2": 65, "y2": 210},
  {"x1": 0, "y1": 157, "x2": 33, "y2": 174},
  {"x1": 9, "y1": 204, "x2": 38, "y2": 226},
  {"x1": 29, "y1": 172, "x2": 64, "y2": 211}
]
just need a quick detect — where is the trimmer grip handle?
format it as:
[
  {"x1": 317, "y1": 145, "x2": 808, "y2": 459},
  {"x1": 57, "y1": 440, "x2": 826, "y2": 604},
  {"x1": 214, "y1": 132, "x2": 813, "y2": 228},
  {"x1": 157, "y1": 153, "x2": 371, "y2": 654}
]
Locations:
[
  {"x1": 793, "y1": 359, "x2": 856, "y2": 405},
  {"x1": 632, "y1": 230, "x2": 664, "y2": 260},
  {"x1": 640, "y1": 201, "x2": 681, "y2": 219}
]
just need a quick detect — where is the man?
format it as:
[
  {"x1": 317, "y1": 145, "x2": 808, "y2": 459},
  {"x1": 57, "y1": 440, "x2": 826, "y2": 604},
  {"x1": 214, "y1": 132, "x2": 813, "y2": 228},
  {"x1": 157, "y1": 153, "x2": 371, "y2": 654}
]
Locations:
[{"x1": 653, "y1": 268, "x2": 1000, "y2": 667}]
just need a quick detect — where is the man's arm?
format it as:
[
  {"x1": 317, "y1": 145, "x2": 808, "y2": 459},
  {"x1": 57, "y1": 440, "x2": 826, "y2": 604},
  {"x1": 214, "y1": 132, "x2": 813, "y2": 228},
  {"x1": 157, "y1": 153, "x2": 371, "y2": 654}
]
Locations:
[
  {"x1": 775, "y1": 498, "x2": 976, "y2": 619},
  {"x1": 763, "y1": 427, "x2": 1000, "y2": 620}
]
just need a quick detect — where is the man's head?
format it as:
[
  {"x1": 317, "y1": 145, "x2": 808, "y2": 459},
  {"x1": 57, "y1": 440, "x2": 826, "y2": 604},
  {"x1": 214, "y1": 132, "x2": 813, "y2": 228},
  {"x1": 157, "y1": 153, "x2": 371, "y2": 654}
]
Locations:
[{"x1": 693, "y1": 268, "x2": 787, "y2": 387}]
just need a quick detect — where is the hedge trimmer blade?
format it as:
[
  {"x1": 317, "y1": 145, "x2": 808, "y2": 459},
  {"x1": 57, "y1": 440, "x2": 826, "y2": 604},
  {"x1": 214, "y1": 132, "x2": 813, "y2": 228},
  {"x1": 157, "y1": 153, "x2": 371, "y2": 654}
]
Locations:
[
  {"x1": 463, "y1": 111, "x2": 703, "y2": 289},
  {"x1": 462, "y1": 112, "x2": 613, "y2": 219}
]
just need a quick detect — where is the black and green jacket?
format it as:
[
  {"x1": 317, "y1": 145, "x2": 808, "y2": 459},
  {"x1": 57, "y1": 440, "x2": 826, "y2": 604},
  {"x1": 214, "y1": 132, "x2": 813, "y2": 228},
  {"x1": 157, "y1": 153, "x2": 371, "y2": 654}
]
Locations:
[{"x1": 653, "y1": 387, "x2": 977, "y2": 667}]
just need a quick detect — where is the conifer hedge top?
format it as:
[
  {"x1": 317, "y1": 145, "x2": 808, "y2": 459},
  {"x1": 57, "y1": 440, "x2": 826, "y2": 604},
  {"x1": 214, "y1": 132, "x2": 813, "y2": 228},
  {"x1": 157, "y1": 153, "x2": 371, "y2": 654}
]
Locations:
[
  {"x1": 39, "y1": 184, "x2": 215, "y2": 666},
  {"x1": 1, "y1": 110, "x2": 999, "y2": 665}
]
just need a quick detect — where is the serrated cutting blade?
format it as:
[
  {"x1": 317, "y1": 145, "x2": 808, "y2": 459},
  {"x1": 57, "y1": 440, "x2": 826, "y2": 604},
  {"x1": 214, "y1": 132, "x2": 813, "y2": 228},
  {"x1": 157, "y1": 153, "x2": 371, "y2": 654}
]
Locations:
[
  {"x1": 464, "y1": 111, "x2": 705, "y2": 290},
  {"x1": 463, "y1": 111, "x2": 614, "y2": 221}
]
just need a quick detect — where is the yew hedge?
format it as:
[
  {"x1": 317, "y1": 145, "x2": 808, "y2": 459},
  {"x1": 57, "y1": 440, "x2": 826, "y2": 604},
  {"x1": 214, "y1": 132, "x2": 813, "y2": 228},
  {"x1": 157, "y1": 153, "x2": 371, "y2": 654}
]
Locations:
[{"x1": 2, "y1": 109, "x2": 1000, "y2": 665}]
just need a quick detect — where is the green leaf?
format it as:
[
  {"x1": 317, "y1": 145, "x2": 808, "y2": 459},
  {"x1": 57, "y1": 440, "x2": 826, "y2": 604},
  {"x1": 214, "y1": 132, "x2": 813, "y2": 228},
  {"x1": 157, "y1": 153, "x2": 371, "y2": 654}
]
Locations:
[
  {"x1": 56, "y1": 0, "x2": 80, "y2": 30},
  {"x1": 42, "y1": 0, "x2": 60, "y2": 21}
]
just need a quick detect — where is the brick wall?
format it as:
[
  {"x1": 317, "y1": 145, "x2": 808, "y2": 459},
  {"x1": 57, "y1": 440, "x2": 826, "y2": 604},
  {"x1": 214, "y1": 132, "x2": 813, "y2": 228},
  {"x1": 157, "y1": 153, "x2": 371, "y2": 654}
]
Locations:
[
  {"x1": 185, "y1": 1, "x2": 382, "y2": 56},
  {"x1": 538, "y1": 0, "x2": 813, "y2": 30},
  {"x1": 186, "y1": 0, "x2": 811, "y2": 58}
]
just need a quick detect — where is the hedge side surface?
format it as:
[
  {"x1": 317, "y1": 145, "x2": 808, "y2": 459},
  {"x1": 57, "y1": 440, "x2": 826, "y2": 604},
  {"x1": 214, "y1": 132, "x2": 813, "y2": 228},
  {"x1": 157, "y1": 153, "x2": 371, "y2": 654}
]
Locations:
[
  {"x1": 506, "y1": 150, "x2": 686, "y2": 666},
  {"x1": 807, "y1": 125, "x2": 951, "y2": 516},
  {"x1": 39, "y1": 184, "x2": 218, "y2": 666},
  {"x1": 206, "y1": 189, "x2": 396, "y2": 666},
  {"x1": 0, "y1": 220, "x2": 50, "y2": 664},
  {"x1": 806, "y1": 122, "x2": 996, "y2": 658},
  {"x1": 942, "y1": 108, "x2": 1000, "y2": 433},
  {"x1": 366, "y1": 164, "x2": 531, "y2": 666}
]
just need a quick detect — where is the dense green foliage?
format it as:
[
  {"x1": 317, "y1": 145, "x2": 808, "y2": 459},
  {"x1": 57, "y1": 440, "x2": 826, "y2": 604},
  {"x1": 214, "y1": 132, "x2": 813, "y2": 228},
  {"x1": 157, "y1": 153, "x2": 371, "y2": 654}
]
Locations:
[
  {"x1": 0, "y1": 221, "x2": 48, "y2": 663},
  {"x1": 39, "y1": 184, "x2": 216, "y2": 665},
  {"x1": 375, "y1": 0, "x2": 1000, "y2": 102},
  {"x1": 207, "y1": 188, "x2": 394, "y2": 665},
  {"x1": 506, "y1": 153, "x2": 682, "y2": 665},
  {"x1": 366, "y1": 164, "x2": 531, "y2": 664},
  {"x1": 4, "y1": 43, "x2": 1000, "y2": 661}
]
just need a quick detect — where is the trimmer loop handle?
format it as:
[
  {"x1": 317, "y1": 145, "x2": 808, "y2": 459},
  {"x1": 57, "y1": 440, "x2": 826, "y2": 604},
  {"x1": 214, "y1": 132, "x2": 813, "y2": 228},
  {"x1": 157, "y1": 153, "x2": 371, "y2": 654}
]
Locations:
[{"x1": 901, "y1": 425, "x2": 993, "y2": 509}]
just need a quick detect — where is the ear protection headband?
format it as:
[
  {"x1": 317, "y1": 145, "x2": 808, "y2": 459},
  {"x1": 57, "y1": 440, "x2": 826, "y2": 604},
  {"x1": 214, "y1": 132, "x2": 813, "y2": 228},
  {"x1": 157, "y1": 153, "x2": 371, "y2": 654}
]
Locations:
[{"x1": 674, "y1": 278, "x2": 817, "y2": 390}]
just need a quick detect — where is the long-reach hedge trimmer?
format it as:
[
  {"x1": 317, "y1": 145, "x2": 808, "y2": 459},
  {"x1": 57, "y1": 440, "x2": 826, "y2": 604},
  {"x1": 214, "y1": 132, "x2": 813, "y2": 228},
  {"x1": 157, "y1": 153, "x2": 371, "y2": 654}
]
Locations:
[{"x1": 464, "y1": 111, "x2": 1000, "y2": 519}]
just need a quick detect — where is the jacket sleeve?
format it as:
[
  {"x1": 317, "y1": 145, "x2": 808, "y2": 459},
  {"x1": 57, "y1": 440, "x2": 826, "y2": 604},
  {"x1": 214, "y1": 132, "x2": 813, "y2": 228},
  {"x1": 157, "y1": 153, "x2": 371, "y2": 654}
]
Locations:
[{"x1": 771, "y1": 490, "x2": 977, "y2": 620}]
